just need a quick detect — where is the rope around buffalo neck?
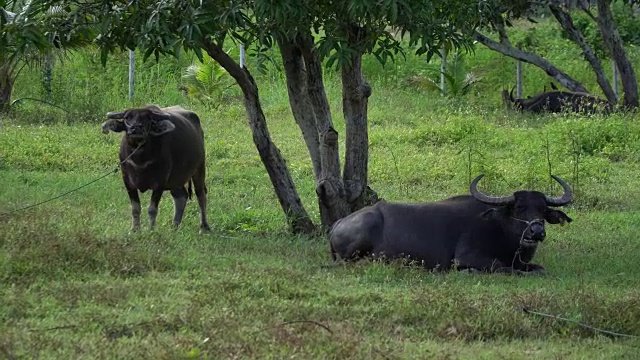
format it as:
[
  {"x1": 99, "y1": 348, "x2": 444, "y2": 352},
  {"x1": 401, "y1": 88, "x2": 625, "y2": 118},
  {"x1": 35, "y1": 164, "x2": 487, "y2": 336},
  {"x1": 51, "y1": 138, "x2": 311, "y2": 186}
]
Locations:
[{"x1": 0, "y1": 141, "x2": 145, "y2": 217}]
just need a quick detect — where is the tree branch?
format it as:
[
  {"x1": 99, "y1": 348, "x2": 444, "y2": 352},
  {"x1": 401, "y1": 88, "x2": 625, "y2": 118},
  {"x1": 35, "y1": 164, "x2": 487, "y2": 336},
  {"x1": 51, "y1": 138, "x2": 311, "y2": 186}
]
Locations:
[
  {"x1": 495, "y1": 21, "x2": 512, "y2": 47},
  {"x1": 596, "y1": 0, "x2": 638, "y2": 108},
  {"x1": 548, "y1": 3, "x2": 616, "y2": 103},
  {"x1": 577, "y1": 1, "x2": 598, "y2": 22},
  {"x1": 473, "y1": 30, "x2": 588, "y2": 93}
]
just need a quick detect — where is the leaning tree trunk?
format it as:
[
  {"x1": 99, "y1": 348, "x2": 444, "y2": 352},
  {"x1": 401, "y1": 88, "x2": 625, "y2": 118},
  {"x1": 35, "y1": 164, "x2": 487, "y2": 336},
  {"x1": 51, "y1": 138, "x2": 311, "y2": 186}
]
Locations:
[
  {"x1": 473, "y1": 29, "x2": 589, "y2": 93},
  {"x1": 203, "y1": 40, "x2": 315, "y2": 234},
  {"x1": 549, "y1": 4, "x2": 617, "y2": 104},
  {"x1": 341, "y1": 25, "x2": 379, "y2": 211},
  {"x1": 278, "y1": 33, "x2": 351, "y2": 227},
  {"x1": 597, "y1": 0, "x2": 638, "y2": 108}
]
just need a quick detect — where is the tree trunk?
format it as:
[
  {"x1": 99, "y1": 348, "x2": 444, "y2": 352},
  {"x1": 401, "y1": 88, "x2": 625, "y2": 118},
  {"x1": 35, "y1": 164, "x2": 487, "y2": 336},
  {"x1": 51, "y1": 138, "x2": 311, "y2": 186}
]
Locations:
[
  {"x1": 342, "y1": 25, "x2": 379, "y2": 211},
  {"x1": 279, "y1": 32, "x2": 351, "y2": 228},
  {"x1": 298, "y1": 33, "x2": 352, "y2": 227},
  {"x1": 473, "y1": 30, "x2": 589, "y2": 93},
  {"x1": 549, "y1": 4, "x2": 617, "y2": 104},
  {"x1": 203, "y1": 40, "x2": 315, "y2": 234},
  {"x1": 0, "y1": 64, "x2": 14, "y2": 112},
  {"x1": 597, "y1": 0, "x2": 638, "y2": 108},
  {"x1": 276, "y1": 34, "x2": 322, "y2": 179}
]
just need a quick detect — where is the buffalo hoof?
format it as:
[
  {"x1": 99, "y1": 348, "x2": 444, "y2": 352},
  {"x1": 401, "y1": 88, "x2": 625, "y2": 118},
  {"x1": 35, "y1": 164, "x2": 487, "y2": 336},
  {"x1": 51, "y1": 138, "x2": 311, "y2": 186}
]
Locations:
[{"x1": 199, "y1": 223, "x2": 212, "y2": 234}]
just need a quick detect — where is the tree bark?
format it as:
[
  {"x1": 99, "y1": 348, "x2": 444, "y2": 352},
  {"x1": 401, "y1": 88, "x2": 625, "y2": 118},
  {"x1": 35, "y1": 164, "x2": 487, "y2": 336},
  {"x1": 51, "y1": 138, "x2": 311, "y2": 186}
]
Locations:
[
  {"x1": 549, "y1": 4, "x2": 617, "y2": 104},
  {"x1": 341, "y1": 25, "x2": 378, "y2": 211},
  {"x1": 596, "y1": 0, "x2": 638, "y2": 108},
  {"x1": 278, "y1": 31, "x2": 351, "y2": 228},
  {"x1": 473, "y1": 30, "x2": 589, "y2": 93},
  {"x1": 276, "y1": 34, "x2": 322, "y2": 179},
  {"x1": 202, "y1": 39, "x2": 315, "y2": 234},
  {"x1": 297, "y1": 33, "x2": 352, "y2": 227}
]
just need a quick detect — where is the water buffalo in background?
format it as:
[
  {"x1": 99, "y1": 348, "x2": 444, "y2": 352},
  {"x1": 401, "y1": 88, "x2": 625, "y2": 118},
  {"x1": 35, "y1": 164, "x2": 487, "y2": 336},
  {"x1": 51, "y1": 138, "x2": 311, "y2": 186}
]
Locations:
[
  {"x1": 102, "y1": 105, "x2": 211, "y2": 232},
  {"x1": 329, "y1": 175, "x2": 573, "y2": 275},
  {"x1": 502, "y1": 87, "x2": 612, "y2": 114}
]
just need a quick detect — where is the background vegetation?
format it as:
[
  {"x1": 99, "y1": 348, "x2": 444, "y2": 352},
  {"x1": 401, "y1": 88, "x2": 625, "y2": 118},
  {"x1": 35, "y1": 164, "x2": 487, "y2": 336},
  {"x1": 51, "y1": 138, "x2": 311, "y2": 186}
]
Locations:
[{"x1": 1, "y1": 18, "x2": 639, "y2": 358}]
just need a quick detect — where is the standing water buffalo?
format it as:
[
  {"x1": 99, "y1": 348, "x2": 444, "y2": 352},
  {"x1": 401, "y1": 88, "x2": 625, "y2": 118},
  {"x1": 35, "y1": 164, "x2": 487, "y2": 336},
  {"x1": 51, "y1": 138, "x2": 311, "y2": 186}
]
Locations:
[
  {"x1": 502, "y1": 88, "x2": 612, "y2": 114},
  {"x1": 101, "y1": 105, "x2": 211, "y2": 231},
  {"x1": 329, "y1": 175, "x2": 573, "y2": 275}
]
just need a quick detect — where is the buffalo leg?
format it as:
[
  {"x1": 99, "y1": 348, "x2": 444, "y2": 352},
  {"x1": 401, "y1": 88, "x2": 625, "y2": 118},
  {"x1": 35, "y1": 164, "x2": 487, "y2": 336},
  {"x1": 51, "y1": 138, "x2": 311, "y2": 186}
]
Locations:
[
  {"x1": 123, "y1": 178, "x2": 141, "y2": 231},
  {"x1": 127, "y1": 189, "x2": 141, "y2": 232},
  {"x1": 170, "y1": 187, "x2": 189, "y2": 228},
  {"x1": 454, "y1": 250, "x2": 508, "y2": 273},
  {"x1": 192, "y1": 167, "x2": 211, "y2": 231},
  {"x1": 455, "y1": 240, "x2": 527, "y2": 274},
  {"x1": 148, "y1": 189, "x2": 164, "y2": 229},
  {"x1": 497, "y1": 262, "x2": 547, "y2": 276},
  {"x1": 457, "y1": 254, "x2": 546, "y2": 276}
]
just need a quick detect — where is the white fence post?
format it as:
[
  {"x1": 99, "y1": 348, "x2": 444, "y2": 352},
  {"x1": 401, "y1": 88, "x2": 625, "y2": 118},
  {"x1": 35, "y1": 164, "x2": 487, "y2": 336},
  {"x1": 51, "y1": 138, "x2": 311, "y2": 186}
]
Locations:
[
  {"x1": 612, "y1": 58, "x2": 619, "y2": 101},
  {"x1": 440, "y1": 46, "x2": 447, "y2": 94},
  {"x1": 240, "y1": 45, "x2": 245, "y2": 69},
  {"x1": 128, "y1": 50, "x2": 135, "y2": 103},
  {"x1": 516, "y1": 59, "x2": 523, "y2": 98}
]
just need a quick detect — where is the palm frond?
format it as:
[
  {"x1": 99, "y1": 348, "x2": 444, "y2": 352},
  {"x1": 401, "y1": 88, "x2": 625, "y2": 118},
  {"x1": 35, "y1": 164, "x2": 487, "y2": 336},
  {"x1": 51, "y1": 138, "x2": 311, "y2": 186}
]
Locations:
[
  {"x1": 407, "y1": 49, "x2": 482, "y2": 97},
  {"x1": 181, "y1": 54, "x2": 234, "y2": 107}
]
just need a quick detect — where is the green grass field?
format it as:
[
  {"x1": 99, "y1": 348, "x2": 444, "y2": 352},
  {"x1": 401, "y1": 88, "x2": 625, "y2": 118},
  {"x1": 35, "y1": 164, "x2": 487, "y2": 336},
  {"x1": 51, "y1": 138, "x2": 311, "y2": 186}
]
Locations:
[{"x1": 2, "y1": 19, "x2": 640, "y2": 359}]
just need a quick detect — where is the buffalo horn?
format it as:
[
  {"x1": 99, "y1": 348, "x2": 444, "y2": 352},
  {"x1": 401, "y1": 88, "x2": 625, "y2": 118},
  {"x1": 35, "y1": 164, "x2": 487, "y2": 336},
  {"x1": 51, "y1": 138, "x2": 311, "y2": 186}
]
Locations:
[
  {"x1": 545, "y1": 175, "x2": 573, "y2": 206},
  {"x1": 106, "y1": 111, "x2": 126, "y2": 119},
  {"x1": 469, "y1": 174, "x2": 514, "y2": 206}
]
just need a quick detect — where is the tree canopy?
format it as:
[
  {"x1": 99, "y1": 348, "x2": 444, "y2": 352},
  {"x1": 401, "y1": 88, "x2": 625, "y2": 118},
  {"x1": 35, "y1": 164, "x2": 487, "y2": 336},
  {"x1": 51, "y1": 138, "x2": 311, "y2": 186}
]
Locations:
[
  {"x1": 65, "y1": 0, "x2": 487, "y2": 232},
  {"x1": 5, "y1": 0, "x2": 640, "y2": 231},
  {"x1": 0, "y1": 0, "x2": 94, "y2": 110}
]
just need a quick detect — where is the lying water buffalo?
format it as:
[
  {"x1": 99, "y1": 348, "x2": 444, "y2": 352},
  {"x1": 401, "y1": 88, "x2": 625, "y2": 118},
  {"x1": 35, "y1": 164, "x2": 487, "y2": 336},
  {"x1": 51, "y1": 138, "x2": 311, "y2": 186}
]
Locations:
[
  {"x1": 329, "y1": 175, "x2": 573, "y2": 275},
  {"x1": 503, "y1": 88, "x2": 612, "y2": 114},
  {"x1": 102, "y1": 105, "x2": 211, "y2": 231}
]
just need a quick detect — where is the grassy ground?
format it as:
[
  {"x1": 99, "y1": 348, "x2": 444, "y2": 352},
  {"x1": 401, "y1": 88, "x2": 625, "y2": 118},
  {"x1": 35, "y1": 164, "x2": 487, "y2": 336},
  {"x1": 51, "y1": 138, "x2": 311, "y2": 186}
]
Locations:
[{"x1": 2, "y1": 18, "x2": 640, "y2": 359}]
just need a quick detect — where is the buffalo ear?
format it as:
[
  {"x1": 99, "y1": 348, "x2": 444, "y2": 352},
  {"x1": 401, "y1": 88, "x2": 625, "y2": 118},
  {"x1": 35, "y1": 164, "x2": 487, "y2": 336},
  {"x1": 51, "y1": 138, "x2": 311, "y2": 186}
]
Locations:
[
  {"x1": 149, "y1": 120, "x2": 175, "y2": 136},
  {"x1": 545, "y1": 208, "x2": 573, "y2": 225},
  {"x1": 101, "y1": 119, "x2": 126, "y2": 134}
]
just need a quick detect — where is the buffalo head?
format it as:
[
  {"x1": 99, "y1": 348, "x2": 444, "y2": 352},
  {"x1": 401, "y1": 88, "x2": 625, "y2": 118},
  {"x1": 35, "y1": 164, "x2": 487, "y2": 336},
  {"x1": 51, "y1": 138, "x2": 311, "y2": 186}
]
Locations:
[
  {"x1": 503, "y1": 86, "x2": 531, "y2": 112},
  {"x1": 470, "y1": 174, "x2": 573, "y2": 247},
  {"x1": 102, "y1": 105, "x2": 176, "y2": 142}
]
